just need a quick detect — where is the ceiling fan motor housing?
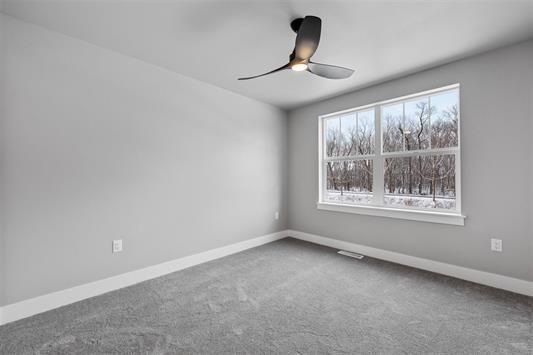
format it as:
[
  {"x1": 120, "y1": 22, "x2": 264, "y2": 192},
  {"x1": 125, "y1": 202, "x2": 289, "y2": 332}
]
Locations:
[{"x1": 290, "y1": 18, "x2": 304, "y2": 33}]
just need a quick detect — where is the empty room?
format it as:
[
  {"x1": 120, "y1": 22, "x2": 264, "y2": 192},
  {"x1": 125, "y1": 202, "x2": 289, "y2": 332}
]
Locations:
[{"x1": 0, "y1": 0, "x2": 532, "y2": 353}]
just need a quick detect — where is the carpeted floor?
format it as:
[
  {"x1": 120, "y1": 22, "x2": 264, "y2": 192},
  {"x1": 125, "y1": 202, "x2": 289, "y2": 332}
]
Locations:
[{"x1": 1, "y1": 238, "x2": 531, "y2": 354}]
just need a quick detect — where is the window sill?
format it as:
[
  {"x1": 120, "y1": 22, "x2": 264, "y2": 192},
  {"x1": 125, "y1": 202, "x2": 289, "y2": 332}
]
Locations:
[{"x1": 317, "y1": 202, "x2": 465, "y2": 226}]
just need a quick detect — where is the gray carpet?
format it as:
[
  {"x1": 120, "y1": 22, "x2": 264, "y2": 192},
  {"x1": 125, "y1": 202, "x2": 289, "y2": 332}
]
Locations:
[{"x1": 1, "y1": 238, "x2": 531, "y2": 354}]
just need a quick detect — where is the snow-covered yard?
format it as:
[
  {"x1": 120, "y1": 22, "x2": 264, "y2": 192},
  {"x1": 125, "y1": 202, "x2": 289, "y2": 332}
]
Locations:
[
  {"x1": 325, "y1": 191, "x2": 456, "y2": 210},
  {"x1": 325, "y1": 191, "x2": 373, "y2": 205}
]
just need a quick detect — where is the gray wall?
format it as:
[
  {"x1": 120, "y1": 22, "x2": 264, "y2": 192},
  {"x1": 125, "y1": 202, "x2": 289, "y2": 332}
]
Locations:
[
  {"x1": 288, "y1": 40, "x2": 533, "y2": 282},
  {"x1": 0, "y1": 13, "x2": 5, "y2": 307},
  {"x1": 0, "y1": 14, "x2": 288, "y2": 305},
  {"x1": 530, "y1": 50, "x2": 533, "y2": 283}
]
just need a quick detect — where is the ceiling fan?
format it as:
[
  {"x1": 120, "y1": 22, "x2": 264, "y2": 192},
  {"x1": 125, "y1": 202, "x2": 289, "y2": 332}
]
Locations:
[{"x1": 238, "y1": 16, "x2": 354, "y2": 81}]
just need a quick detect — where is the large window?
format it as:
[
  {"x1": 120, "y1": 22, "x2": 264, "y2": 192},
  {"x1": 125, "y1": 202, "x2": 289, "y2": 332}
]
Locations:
[{"x1": 318, "y1": 84, "x2": 464, "y2": 225}]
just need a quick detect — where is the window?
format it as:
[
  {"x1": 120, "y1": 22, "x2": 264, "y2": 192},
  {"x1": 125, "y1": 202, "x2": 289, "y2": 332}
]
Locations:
[{"x1": 318, "y1": 84, "x2": 464, "y2": 225}]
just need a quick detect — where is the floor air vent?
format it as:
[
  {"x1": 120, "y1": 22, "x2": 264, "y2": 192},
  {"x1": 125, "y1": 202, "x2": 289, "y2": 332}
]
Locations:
[{"x1": 338, "y1": 250, "x2": 364, "y2": 259}]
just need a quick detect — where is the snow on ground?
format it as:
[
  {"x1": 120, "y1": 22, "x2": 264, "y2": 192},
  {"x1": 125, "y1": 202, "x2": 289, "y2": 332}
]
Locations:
[
  {"x1": 325, "y1": 191, "x2": 456, "y2": 210},
  {"x1": 326, "y1": 191, "x2": 373, "y2": 205}
]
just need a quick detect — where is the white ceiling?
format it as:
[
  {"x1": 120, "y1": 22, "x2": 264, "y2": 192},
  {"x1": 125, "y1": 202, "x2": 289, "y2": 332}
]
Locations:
[{"x1": 1, "y1": 0, "x2": 532, "y2": 110}]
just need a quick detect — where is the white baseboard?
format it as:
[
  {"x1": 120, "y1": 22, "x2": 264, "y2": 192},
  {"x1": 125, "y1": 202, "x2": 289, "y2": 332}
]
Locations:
[
  {"x1": 287, "y1": 229, "x2": 533, "y2": 297},
  {"x1": 0, "y1": 230, "x2": 288, "y2": 326},
  {"x1": 2, "y1": 228, "x2": 530, "y2": 326}
]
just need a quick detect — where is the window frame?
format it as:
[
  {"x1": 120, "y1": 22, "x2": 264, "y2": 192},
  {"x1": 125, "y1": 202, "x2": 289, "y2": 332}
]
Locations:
[{"x1": 317, "y1": 84, "x2": 465, "y2": 226}]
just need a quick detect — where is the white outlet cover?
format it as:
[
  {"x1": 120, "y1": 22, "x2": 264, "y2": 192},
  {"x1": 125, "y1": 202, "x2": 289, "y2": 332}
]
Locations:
[
  {"x1": 274, "y1": 212, "x2": 279, "y2": 220},
  {"x1": 491, "y1": 238, "x2": 502, "y2": 252},
  {"x1": 112, "y1": 239, "x2": 123, "y2": 253}
]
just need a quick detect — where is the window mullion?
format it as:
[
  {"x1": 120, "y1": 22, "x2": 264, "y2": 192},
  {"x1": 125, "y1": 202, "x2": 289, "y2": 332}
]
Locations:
[{"x1": 373, "y1": 105, "x2": 384, "y2": 206}]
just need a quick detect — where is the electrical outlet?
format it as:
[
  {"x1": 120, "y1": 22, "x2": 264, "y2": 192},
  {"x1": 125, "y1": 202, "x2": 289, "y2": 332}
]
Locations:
[
  {"x1": 274, "y1": 211, "x2": 279, "y2": 220},
  {"x1": 491, "y1": 238, "x2": 502, "y2": 252},
  {"x1": 112, "y1": 239, "x2": 123, "y2": 253}
]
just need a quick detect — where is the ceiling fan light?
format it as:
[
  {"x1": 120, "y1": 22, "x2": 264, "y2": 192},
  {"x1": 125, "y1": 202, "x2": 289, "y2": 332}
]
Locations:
[{"x1": 291, "y1": 63, "x2": 308, "y2": 72}]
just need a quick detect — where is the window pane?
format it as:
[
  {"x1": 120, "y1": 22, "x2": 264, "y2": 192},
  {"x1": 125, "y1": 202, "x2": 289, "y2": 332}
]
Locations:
[
  {"x1": 340, "y1": 114, "x2": 356, "y2": 156},
  {"x1": 404, "y1": 97, "x2": 430, "y2": 150},
  {"x1": 325, "y1": 160, "x2": 373, "y2": 204},
  {"x1": 382, "y1": 103, "x2": 404, "y2": 152},
  {"x1": 431, "y1": 90, "x2": 459, "y2": 148},
  {"x1": 357, "y1": 110, "x2": 375, "y2": 155},
  {"x1": 325, "y1": 117, "x2": 340, "y2": 157},
  {"x1": 384, "y1": 154, "x2": 456, "y2": 210}
]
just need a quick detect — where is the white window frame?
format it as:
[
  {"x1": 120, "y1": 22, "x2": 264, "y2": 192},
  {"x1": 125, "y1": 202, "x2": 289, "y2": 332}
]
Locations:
[{"x1": 317, "y1": 84, "x2": 465, "y2": 226}]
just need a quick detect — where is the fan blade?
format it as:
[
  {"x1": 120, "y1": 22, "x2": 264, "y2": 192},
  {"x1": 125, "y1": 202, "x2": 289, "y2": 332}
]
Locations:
[
  {"x1": 238, "y1": 63, "x2": 290, "y2": 80},
  {"x1": 294, "y1": 16, "x2": 321, "y2": 60},
  {"x1": 307, "y1": 62, "x2": 354, "y2": 79}
]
